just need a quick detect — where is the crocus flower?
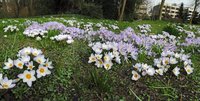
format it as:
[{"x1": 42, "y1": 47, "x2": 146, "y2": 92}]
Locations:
[
  {"x1": 173, "y1": 67, "x2": 180, "y2": 76},
  {"x1": 131, "y1": 71, "x2": 141, "y2": 81},
  {"x1": 18, "y1": 70, "x2": 36, "y2": 87},
  {"x1": 0, "y1": 77, "x2": 16, "y2": 89},
  {"x1": 3, "y1": 58, "x2": 14, "y2": 69},
  {"x1": 36, "y1": 65, "x2": 51, "y2": 78},
  {"x1": 14, "y1": 59, "x2": 24, "y2": 69}
]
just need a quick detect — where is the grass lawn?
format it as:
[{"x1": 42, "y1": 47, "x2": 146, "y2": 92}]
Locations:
[{"x1": 0, "y1": 15, "x2": 199, "y2": 101}]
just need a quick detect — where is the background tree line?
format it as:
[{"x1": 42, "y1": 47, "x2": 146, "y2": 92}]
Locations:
[
  {"x1": 0, "y1": 0, "x2": 148, "y2": 21},
  {"x1": 0, "y1": 0, "x2": 200, "y2": 24}
]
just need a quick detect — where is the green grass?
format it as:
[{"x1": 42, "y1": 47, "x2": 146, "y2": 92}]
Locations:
[{"x1": 0, "y1": 15, "x2": 199, "y2": 101}]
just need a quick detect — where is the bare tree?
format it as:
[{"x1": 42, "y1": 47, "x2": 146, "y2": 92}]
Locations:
[
  {"x1": 118, "y1": 0, "x2": 127, "y2": 21},
  {"x1": 14, "y1": 0, "x2": 20, "y2": 17},
  {"x1": 2, "y1": 0, "x2": 8, "y2": 14},
  {"x1": 28, "y1": 0, "x2": 33, "y2": 16},
  {"x1": 158, "y1": 0, "x2": 165, "y2": 20},
  {"x1": 190, "y1": 0, "x2": 200, "y2": 24},
  {"x1": 118, "y1": 0, "x2": 123, "y2": 19}
]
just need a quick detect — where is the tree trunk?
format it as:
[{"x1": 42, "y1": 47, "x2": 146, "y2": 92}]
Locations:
[
  {"x1": 190, "y1": 0, "x2": 198, "y2": 24},
  {"x1": 158, "y1": 0, "x2": 165, "y2": 20},
  {"x1": 119, "y1": 0, "x2": 127, "y2": 21},
  {"x1": 118, "y1": 0, "x2": 122, "y2": 19},
  {"x1": 14, "y1": 0, "x2": 20, "y2": 17},
  {"x1": 28, "y1": 0, "x2": 33, "y2": 16},
  {"x1": 2, "y1": 0, "x2": 8, "y2": 14}
]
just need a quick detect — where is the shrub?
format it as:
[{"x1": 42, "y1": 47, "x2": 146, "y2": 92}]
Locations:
[
  {"x1": 80, "y1": 3, "x2": 103, "y2": 19},
  {"x1": 163, "y1": 24, "x2": 180, "y2": 36},
  {"x1": 0, "y1": 10, "x2": 5, "y2": 18}
]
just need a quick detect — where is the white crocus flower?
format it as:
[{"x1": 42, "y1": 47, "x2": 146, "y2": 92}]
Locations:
[
  {"x1": 36, "y1": 36, "x2": 42, "y2": 41},
  {"x1": 173, "y1": 67, "x2": 180, "y2": 76},
  {"x1": 184, "y1": 59, "x2": 192, "y2": 66},
  {"x1": 174, "y1": 53, "x2": 181, "y2": 58},
  {"x1": 92, "y1": 43, "x2": 102, "y2": 54},
  {"x1": 14, "y1": 59, "x2": 24, "y2": 69},
  {"x1": 162, "y1": 57, "x2": 170, "y2": 66},
  {"x1": 32, "y1": 48, "x2": 42, "y2": 56},
  {"x1": 131, "y1": 71, "x2": 141, "y2": 81},
  {"x1": 115, "y1": 56, "x2": 121, "y2": 64},
  {"x1": 103, "y1": 61, "x2": 113, "y2": 70},
  {"x1": 4, "y1": 35, "x2": 7, "y2": 38},
  {"x1": 88, "y1": 54, "x2": 97, "y2": 63},
  {"x1": 88, "y1": 43, "x2": 93, "y2": 47},
  {"x1": 95, "y1": 59, "x2": 104, "y2": 68},
  {"x1": 184, "y1": 65, "x2": 194, "y2": 74},
  {"x1": 19, "y1": 47, "x2": 32, "y2": 56},
  {"x1": 92, "y1": 42, "x2": 103, "y2": 54},
  {"x1": 3, "y1": 58, "x2": 14, "y2": 69},
  {"x1": 36, "y1": 65, "x2": 51, "y2": 78},
  {"x1": 0, "y1": 74, "x2": 2, "y2": 81},
  {"x1": 161, "y1": 51, "x2": 167, "y2": 57},
  {"x1": 108, "y1": 52, "x2": 115, "y2": 59},
  {"x1": 18, "y1": 70, "x2": 36, "y2": 87},
  {"x1": 53, "y1": 34, "x2": 68, "y2": 41},
  {"x1": 34, "y1": 55, "x2": 46, "y2": 64},
  {"x1": 156, "y1": 68, "x2": 164, "y2": 75},
  {"x1": 156, "y1": 63, "x2": 164, "y2": 68},
  {"x1": 146, "y1": 67, "x2": 155, "y2": 76},
  {"x1": 133, "y1": 63, "x2": 142, "y2": 72},
  {"x1": 111, "y1": 43, "x2": 118, "y2": 51},
  {"x1": 103, "y1": 53, "x2": 111, "y2": 62},
  {"x1": 163, "y1": 51, "x2": 174, "y2": 57},
  {"x1": 50, "y1": 37, "x2": 54, "y2": 40},
  {"x1": 93, "y1": 48, "x2": 102, "y2": 54},
  {"x1": 44, "y1": 59, "x2": 54, "y2": 69},
  {"x1": 66, "y1": 39, "x2": 74, "y2": 44},
  {"x1": 154, "y1": 59, "x2": 161, "y2": 66},
  {"x1": 95, "y1": 54, "x2": 103, "y2": 60},
  {"x1": 102, "y1": 43, "x2": 110, "y2": 50},
  {"x1": 26, "y1": 61, "x2": 35, "y2": 70},
  {"x1": 21, "y1": 55, "x2": 30, "y2": 63},
  {"x1": 169, "y1": 57, "x2": 178, "y2": 64},
  {"x1": 142, "y1": 70, "x2": 147, "y2": 76},
  {"x1": 180, "y1": 54, "x2": 189, "y2": 61},
  {"x1": 142, "y1": 63, "x2": 149, "y2": 70},
  {"x1": 113, "y1": 51, "x2": 120, "y2": 57},
  {"x1": 0, "y1": 77, "x2": 16, "y2": 89}
]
